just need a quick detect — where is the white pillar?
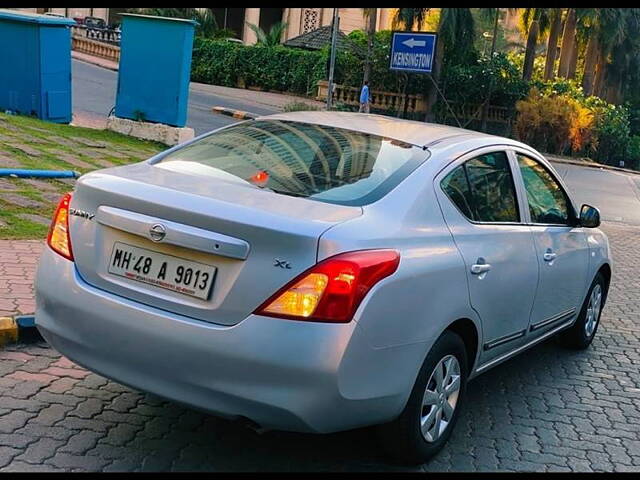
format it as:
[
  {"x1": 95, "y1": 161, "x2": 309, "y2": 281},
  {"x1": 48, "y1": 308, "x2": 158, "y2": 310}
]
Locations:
[
  {"x1": 287, "y1": 8, "x2": 302, "y2": 39},
  {"x1": 321, "y1": 8, "x2": 333, "y2": 27},
  {"x1": 243, "y1": 8, "x2": 261, "y2": 45}
]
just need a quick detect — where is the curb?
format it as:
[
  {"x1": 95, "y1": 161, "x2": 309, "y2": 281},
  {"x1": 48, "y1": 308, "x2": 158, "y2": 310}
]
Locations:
[
  {"x1": 0, "y1": 315, "x2": 41, "y2": 347},
  {"x1": 548, "y1": 156, "x2": 640, "y2": 176},
  {"x1": 71, "y1": 50, "x2": 119, "y2": 72},
  {"x1": 211, "y1": 106, "x2": 257, "y2": 120}
]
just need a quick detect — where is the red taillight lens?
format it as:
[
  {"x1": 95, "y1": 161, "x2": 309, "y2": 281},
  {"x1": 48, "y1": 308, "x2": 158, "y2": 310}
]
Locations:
[
  {"x1": 47, "y1": 193, "x2": 74, "y2": 261},
  {"x1": 254, "y1": 249, "x2": 400, "y2": 323}
]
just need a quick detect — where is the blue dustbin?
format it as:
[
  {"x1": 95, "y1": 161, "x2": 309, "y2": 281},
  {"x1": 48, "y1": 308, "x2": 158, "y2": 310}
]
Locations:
[
  {"x1": 0, "y1": 9, "x2": 75, "y2": 123},
  {"x1": 115, "y1": 14, "x2": 196, "y2": 128}
]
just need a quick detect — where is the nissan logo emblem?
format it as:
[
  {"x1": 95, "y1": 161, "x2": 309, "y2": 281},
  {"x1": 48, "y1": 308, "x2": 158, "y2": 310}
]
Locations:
[{"x1": 149, "y1": 223, "x2": 166, "y2": 242}]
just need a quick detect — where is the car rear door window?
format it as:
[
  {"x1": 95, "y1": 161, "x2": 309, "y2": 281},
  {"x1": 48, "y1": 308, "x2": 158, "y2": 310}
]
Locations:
[
  {"x1": 441, "y1": 151, "x2": 520, "y2": 223},
  {"x1": 517, "y1": 154, "x2": 570, "y2": 225}
]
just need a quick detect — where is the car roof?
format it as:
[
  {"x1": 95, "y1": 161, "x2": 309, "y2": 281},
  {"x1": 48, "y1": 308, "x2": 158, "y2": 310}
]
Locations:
[{"x1": 255, "y1": 111, "x2": 504, "y2": 149}]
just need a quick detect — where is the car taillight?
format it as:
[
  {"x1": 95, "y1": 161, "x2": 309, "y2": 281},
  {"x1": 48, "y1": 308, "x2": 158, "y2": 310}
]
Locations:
[
  {"x1": 254, "y1": 249, "x2": 400, "y2": 323},
  {"x1": 47, "y1": 193, "x2": 74, "y2": 261}
]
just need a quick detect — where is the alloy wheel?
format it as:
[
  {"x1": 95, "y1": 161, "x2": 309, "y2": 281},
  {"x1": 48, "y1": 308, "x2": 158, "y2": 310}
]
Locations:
[
  {"x1": 585, "y1": 283, "x2": 602, "y2": 338},
  {"x1": 420, "y1": 354, "x2": 461, "y2": 443}
]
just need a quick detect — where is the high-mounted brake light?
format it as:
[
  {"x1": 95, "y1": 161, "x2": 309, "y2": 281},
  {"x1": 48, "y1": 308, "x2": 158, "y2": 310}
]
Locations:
[
  {"x1": 255, "y1": 249, "x2": 400, "y2": 323},
  {"x1": 47, "y1": 193, "x2": 74, "y2": 261}
]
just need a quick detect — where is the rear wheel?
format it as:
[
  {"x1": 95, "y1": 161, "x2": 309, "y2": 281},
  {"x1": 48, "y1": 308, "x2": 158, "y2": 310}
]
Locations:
[
  {"x1": 558, "y1": 272, "x2": 607, "y2": 349},
  {"x1": 376, "y1": 330, "x2": 468, "y2": 465}
]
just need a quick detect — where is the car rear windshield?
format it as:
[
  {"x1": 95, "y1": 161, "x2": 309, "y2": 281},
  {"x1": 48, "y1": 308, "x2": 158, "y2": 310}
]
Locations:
[{"x1": 154, "y1": 120, "x2": 430, "y2": 206}]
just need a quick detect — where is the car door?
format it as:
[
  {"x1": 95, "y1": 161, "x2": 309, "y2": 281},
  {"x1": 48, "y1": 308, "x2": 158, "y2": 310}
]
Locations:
[
  {"x1": 512, "y1": 151, "x2": 590, "y2": 335},
  {"x1": 434, "y1": 148, "x2": 539, "y2": 364}
]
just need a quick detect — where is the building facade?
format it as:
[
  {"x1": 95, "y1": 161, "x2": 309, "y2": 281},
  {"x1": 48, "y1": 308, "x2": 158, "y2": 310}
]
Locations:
[{"x1": 11, "y1": 8, "x2": 398, "y2": 45}]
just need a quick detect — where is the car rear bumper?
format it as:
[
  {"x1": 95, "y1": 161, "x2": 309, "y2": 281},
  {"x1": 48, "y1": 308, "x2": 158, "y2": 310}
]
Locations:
[{"x1": 35, "y1": 246, "x2": 419, "y2": 433}]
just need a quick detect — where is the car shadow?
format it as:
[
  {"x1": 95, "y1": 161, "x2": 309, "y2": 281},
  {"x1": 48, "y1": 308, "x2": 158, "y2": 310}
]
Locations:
[{"x1": 119, "y1": 333, "x2": 593, "y2": 472}]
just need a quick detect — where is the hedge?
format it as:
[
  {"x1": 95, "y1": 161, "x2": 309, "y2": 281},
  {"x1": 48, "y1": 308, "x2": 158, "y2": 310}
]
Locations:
[{"x1": 191, "y1": 37, "x2": 328, "y2": 96}]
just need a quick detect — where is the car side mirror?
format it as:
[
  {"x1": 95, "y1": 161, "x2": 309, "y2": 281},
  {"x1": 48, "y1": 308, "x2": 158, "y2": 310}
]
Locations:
[{"x1": 580, "y1": 204, "x2": 600, "y2": 228}]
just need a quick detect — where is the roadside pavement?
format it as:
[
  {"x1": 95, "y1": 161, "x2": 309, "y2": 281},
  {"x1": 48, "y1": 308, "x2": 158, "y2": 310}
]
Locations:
[{"x1": 0, "y1": 240, "x2": 42, "y2": 318}]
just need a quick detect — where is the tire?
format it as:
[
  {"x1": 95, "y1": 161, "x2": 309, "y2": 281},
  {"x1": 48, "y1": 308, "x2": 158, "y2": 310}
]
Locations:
[
  {"x1": 376, "y1": 330, "x2": 468, "y2": 465},
  {"x1": 558, "y1": 272, "x2": 607, "y2": 350}
]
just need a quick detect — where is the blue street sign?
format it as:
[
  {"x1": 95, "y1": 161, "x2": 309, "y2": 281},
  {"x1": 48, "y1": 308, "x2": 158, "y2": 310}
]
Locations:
[{"x1": 389, "y1": 32, "x2": 437, "y2": 74}]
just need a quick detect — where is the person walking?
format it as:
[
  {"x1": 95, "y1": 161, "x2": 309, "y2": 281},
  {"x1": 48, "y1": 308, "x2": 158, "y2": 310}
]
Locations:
[{"x1": 359, "y1": 81, "x2": 370, "y2": 113}]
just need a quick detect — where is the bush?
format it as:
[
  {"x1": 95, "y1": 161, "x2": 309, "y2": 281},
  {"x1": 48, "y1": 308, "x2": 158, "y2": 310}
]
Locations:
[
  {"x1": 627, "y1": 135, "x2": 640, "y2": 169},
  {"x1": 440, "y1": 53, "x2": 529, "y2": 108},
  {"x1": 283, "y1": 101, "x2": 321, "y2": 112},
  {"x1": 191, "y1": 38, "x2": 327, "y2": 96},
  {"x1": 515, "y1": 88, "x2": 596, "y2": 155},
  {"x1": 590, "y1": 103, "x2": 631, "y2": 166}
]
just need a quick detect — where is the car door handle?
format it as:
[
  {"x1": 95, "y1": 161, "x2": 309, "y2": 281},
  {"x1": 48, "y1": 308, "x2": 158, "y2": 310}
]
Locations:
[
  {"x1": 543, "y1": 252, "x2": 557, "y2": 262},
  {"x1": 471, "y1": 263, "x2": 492, "y2": 275}
]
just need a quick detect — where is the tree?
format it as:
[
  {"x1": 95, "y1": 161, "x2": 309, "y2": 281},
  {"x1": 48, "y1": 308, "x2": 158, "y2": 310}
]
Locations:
[
  {"x1": 557, "y1": 9, "x2": 577, "y2": 78},
  {"x1": 248, "y1": 21, "x2": 288, "y2": 47},
  {"x1": 133, "y1": 8, "x2": 235, "y2": 39},
  {"x1": 544, "y1": 9, "x2": 562, "y2": 80},
  {"x1": 604, "y1": 10, "x2": 640, "y2": 104},
  {"x1": 478, "y1": 8, "x2": 501, "y2": 131},
  {"x1": 392, "y1": 8, "x2": 430, "y2": 31},
  {"x1": 362, "y1": 8, "x2": 378, "y2": 84},
  {"x1": 577, "y1": 9, "x2": 629, "y2": 98},
  {"x1": 519, "y1": 8, "x2": 550, "y2": 81}
]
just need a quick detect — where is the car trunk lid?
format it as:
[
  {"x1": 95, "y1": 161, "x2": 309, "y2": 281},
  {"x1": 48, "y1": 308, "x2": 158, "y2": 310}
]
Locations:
[{"x1": 68, "y1": 162, "x2": 362, "y2": 326}]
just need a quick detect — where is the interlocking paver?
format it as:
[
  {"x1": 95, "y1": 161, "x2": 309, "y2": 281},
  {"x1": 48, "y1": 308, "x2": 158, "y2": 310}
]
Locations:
[
  {"x1": 1, "y1": 221, "x2": 640, "y2": 471},
  {"x1": 44, "y1": 452, "x2": 110, "y2": 471},
  {"x1": 57, "y1": 431, "x2": 104, "y2": 455},
  {"x1": 0, "y1": 411, "x2": 37, "y2": 434},
  {"x1": 30, "y1": 404, "x2": 74, "y2": 427},
  {"x1": 14, "y1": 438, "x2": 65, "y2": 464},
  {"x1": 0, "y1": 447, "x2": 21, "y2": 468}
]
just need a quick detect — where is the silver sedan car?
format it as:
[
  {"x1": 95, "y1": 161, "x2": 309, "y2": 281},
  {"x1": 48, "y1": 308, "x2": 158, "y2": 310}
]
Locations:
[{"x1": 35, "y1": 112, "x2": 611, "y2": 463}]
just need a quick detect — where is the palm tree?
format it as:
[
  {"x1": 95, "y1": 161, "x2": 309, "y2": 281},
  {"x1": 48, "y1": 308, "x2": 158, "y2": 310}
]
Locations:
[
  {"x1": 577, "y1": 9, "x2": 629, "y2": 97},
  {"x1": 478, "y1": 8, "x2": 501, "y2": 131},
  {"x1": 519, "y1": 8, "x2": 550, "y2": 81},
  {"x1": 604, "y1": 10, "x2": 640, "y2": 104},
  {"x1": 362, "y1": 8, "x2": 378, "y2": 84},
  {"x1": 557, "y1": 9, "x2": 577, "y2": 78},
  {"x1": 543, "y1": 9, "x2": 562, "y2": 80},
  {"x1": 248, "y1": 21, "x2": 288, "y2": 47},
  {"x1": 593, "y1": 10, "x2": 628, "y2": 98},
  {"x1": 392, "y1": 8, "x2": 430, "y2": 30}
]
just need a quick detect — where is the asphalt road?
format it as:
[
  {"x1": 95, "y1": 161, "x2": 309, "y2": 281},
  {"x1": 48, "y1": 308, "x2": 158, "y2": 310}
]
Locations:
[
  {"x1": 71, "y1": 59, "x2": 279, "y2": 136},
  {"x1": 551, "y1": 162, "x2": 640, "y2": 226}
]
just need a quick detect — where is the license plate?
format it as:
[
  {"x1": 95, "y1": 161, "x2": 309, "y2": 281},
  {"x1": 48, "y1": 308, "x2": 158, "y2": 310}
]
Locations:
[{"x1": 108, "y1": 242, "x2": 216, "y2": 300}]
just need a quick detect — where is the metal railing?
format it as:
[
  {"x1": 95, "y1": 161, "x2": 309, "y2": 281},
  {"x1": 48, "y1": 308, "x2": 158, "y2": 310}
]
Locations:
[{"x1": 72, "y1": 24, "x2": 121, "y2": 45}]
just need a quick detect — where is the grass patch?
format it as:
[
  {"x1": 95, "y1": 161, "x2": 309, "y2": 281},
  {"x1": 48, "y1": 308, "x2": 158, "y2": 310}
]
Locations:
[
  {"x1": 0, "y1": 112, "x2": 167, "y2": 239},
  {"x1": 1, "y1": 112, "x2": 164, "y2": 152}
]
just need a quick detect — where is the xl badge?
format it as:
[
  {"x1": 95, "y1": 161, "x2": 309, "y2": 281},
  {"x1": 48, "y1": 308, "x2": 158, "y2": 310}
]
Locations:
[{"x1": 274, "y1": 258, "x2": 292, "y2": 269}]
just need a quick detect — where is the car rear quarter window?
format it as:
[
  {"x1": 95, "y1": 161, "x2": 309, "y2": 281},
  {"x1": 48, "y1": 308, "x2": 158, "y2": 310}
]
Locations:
[
  {"x1": 441, "y1": 151, "x2": 520, "y2": 223},
  {"x1": 154, "y1": 120, "x2": 431, "y2": 206},
  {"x1": 441, "y1": 165, "x2": 474, "y2": 220}
]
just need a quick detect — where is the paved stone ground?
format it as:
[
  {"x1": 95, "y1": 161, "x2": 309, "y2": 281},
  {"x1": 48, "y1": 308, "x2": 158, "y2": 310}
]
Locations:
[
  {"x1": 0, "y1": 241, "x2": 43, "y2": 317},
  {"x1": 0, "y1": 222, "x2": 639, "y2": 472}
]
